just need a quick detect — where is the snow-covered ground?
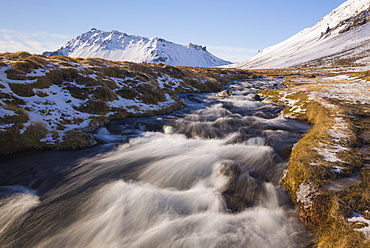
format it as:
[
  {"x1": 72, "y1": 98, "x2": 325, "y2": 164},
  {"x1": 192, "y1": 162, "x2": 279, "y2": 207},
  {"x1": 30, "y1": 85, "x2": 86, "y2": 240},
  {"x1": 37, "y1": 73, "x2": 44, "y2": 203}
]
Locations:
[
  {"x1": 0, "y1": 53, "x2": 248, "y2": 152},
  {"x1": 348, "y1": 212, "x2": 370, "y2": 238},
  {"x1": 232, "y1": 0, "x2": 370, "y2": 69}
]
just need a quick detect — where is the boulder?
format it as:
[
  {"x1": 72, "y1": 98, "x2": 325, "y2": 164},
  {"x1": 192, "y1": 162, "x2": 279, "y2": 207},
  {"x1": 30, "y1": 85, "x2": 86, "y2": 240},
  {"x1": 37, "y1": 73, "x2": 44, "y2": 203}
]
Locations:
[
  {"x1": 254, "y1": 94, "x2": 261, "y2": 101},
  {"x1": 217, "y1": 89, "x2": 234, "y2": 97},
  {"x1": 219, "y1": 160, "x2": 264, "y2": 212}
]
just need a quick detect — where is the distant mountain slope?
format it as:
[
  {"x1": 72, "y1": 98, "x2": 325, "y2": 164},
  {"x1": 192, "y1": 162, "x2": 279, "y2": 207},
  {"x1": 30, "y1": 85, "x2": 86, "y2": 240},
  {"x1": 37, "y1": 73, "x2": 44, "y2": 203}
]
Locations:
[
  {"x1": 43, "y1": 29, "x2": 231, "y2": 67},
  {"x1": 234, "y1": 0, "x2": 370, "y2": 69}
]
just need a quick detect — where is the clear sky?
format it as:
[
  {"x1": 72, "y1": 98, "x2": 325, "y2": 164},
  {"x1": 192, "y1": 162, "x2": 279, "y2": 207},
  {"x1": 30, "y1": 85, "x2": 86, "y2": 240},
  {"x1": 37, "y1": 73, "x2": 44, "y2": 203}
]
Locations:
[{"x1": 0, "y1": 0, "x2": 346, "y2": 62}]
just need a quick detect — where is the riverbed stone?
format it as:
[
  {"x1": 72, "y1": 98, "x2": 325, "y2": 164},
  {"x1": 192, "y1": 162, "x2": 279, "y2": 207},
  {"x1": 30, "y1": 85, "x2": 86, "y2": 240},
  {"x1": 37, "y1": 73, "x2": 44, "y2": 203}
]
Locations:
[{"x1": 217, "y1": 90, "x2": 234, "y2": 97}]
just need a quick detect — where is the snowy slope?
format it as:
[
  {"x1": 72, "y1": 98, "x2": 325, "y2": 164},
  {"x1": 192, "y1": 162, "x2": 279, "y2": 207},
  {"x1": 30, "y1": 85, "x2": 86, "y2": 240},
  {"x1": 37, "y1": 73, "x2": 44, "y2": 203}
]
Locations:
[
  {"x1": 234, "y1": 0, "x2": 370, "y2": 69},
  {"x1": 43, "y1": 29, "x2": 231, "y2": 67}
]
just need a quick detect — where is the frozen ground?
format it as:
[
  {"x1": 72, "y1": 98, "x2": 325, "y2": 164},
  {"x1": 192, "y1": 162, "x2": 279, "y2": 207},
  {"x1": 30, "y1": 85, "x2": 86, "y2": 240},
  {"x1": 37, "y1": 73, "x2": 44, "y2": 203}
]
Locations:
[{"x1": 263, "y1": 71, "x2": 370, "y2": 238}]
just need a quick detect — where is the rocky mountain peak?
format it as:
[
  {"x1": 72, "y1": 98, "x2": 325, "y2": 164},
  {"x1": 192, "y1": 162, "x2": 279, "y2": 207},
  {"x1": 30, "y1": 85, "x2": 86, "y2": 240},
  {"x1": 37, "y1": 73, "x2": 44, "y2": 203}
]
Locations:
[{"x1": 43, "y1": 29, "x2": 230, "y2": 67}]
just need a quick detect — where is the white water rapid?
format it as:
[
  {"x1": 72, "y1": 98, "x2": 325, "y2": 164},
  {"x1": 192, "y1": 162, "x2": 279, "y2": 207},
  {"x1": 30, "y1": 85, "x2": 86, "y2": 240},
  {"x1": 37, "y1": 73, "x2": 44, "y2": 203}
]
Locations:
[{"x1": 0, "y1": 77, "x2": 313, "y2": 247}]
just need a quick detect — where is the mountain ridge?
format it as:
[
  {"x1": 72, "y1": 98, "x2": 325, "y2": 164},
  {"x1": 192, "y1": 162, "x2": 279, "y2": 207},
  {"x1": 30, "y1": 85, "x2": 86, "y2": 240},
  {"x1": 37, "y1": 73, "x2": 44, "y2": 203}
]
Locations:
[{"x1": 43, "y1": 29, "x2": 231, "y2": 67}]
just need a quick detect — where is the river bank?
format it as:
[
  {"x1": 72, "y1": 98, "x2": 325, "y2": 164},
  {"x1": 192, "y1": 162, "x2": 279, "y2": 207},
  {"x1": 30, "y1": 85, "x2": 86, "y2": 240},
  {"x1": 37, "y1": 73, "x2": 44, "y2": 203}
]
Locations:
[
  {"x1": 0, "y1": 52, "x2": 253, "y2": 155},
  {"x1": 257, "y1": 67, "x2": 370, "y2": 247}
]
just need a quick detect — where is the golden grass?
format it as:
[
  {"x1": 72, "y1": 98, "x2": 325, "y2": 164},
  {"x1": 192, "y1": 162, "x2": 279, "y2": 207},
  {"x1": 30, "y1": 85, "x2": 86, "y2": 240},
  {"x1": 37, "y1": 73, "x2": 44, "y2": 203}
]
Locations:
[
  {"x1": 0, "y1": 121, "x2": 47, "y2": 155},
  {"x1": 259, "y1": 72, "x2": 370, "y2": 248}
]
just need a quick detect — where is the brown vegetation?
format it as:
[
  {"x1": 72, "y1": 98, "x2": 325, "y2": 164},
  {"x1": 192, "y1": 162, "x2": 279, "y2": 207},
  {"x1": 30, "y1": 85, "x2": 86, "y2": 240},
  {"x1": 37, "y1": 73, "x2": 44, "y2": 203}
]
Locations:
[
  {"x1": 0, "y1": 52, "x2": 254, "y2": 154},
  {"x1": 259, "y1": 70, "x2": 370, "y2": 247}
]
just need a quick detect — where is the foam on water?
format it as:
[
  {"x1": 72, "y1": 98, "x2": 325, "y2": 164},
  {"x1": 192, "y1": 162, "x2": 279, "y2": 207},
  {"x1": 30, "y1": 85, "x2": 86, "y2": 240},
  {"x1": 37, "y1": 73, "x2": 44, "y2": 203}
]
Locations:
[
  {"x1": 0, "y1": 186, "x2": 39, "y2": 237},
  {"x1": 36, "y1": 179, "x2": 309, "y2": 248},
  {"x1": 23, "y1": 129, "x2": 310, "y2": 247},
  {"x1": 0, "y1": 77, "x2": 312, "y2": 247}
]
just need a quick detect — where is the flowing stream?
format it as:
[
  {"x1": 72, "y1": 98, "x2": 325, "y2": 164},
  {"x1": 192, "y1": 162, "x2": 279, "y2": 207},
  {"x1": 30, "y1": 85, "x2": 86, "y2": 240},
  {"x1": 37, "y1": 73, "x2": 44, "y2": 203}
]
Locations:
[{"x1": 0, "y1": 77, "x2": 313, "y2": 247}]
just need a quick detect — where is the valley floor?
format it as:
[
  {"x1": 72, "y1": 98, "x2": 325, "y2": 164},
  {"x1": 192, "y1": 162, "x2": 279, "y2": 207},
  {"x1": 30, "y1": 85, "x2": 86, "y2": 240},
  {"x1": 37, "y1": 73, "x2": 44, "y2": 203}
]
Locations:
[{"x1": 1, "y1": 52, "x2": 370, "y2": 247}]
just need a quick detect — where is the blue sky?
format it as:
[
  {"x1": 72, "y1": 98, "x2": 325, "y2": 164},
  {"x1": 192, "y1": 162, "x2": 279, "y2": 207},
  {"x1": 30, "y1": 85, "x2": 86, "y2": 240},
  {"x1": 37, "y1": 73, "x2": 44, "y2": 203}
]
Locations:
[{"x1": 0, "y1": 0, "x2": 346, "y2": 62}]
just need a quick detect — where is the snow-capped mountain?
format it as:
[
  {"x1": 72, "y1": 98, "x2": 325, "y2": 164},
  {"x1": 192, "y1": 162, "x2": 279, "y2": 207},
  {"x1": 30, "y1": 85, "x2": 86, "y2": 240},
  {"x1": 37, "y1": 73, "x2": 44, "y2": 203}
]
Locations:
[
  {"x1": 234, "y1": 0, "x2": 370, "y2": 69},
  {"x1": 43, "y1": 29, "x2": 231, "y2": 67}
]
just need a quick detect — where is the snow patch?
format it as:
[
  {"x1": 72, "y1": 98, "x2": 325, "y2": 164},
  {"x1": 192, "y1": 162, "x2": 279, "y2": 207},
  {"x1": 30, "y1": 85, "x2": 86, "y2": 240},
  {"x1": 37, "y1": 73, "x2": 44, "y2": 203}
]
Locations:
[
  {"x1": 322, "y1": 75, "x2": 351, "y2": 81},
  {"x1": 347, "y1": 212, "x2": 370, "y2": 238},
  {"x1": 318, "y1": 79, "x2": 370, "y2": 105},
  {"x1": 314, "y1": 142, "x2": 348, "y2": 164},
  {"x1": 296, "y1": 182, "x2": 320, "y2": 209},
  {"x1": 0, "y1": 123, "x2": 14, "y2": 131},
  {"x1": 0, "y1": 108, "x2": 16, "y2": 118},
  {"x1": 327, "y1": 118, "x2": 350, "y2": 143}
]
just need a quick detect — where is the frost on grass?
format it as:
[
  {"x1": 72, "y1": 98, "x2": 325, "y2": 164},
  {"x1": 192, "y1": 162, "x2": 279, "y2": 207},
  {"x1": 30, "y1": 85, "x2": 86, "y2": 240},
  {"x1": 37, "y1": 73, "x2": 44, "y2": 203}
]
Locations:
[
  {"x1": 312, "y1": 118, "x2": 351, "y2": 173},
  {"x1": 319, "y1": 76, "x2": 370, "y2": 105},
  {"x1": 314, "y1": 142, "x2": 348, "y2": 163},
  {"x1": 327, "y1": 117, "x2": 350, "y2": 143},
  {"x1": 296, "y1": 182, "x2": 320, "y2": 209},
  {"x1": 256, "y1": 70, "x2": 370, "y2": 246},
  {"x1": 281, "y1": 75, "x2": 362, "y2": 174}
]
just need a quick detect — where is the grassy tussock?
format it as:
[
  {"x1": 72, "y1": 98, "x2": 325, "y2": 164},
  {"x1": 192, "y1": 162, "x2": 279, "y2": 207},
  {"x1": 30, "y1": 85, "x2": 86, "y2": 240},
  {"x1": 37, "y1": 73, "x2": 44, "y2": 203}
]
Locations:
[
  {"x1": 2, "y1": 53, "x2": 49, "y2": 80},
  {"x1": 1, "y1": 51, "x2": 32, "y2": 60},
  {"x1": 116, "y1": 87, "x2": 136, "y2": 100},
  {"x1": 1, "y1": 103, "x2": 29, "y2": 125},
  {"x1": 258, "y1": 89, "x2": 280, "y2": 103},
  {"x1": 317, "y1": 195, "x2": 366, "y2": 248},
  {"x1": 0, "y1": 121, "x2": 47, "y2": 155},
  {"x1": 74, "y1": 100, "x2": 110, "y2": 115},
  {"x1": 57, "y1": 130, "x2": 96, "y2": 149},
  {"x1": 11, "y1": 60, "x2": 41, "y2": 73},
  {"x1": 283, "y1": 101, "x2": 334, "y2": 196},
  {"x1": 5, "y1": 68, "x2": 28, "y2": 80},
  {"x1": 9, "y1": 83, "x2": 35, "y2": 97}
]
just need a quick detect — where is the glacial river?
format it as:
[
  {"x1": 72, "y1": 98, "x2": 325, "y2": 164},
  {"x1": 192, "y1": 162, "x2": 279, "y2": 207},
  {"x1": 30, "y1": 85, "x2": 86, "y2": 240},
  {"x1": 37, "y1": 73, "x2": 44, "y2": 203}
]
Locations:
[{"x1": 0, "y1": 77, "x2": 313, "y2": 247}]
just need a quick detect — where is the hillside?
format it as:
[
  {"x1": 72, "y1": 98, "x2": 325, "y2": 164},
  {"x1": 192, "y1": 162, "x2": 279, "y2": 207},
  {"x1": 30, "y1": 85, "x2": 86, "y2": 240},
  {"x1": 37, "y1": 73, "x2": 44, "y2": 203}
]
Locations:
[
  {"x1": 0, "y1": 52, "x2": 251, "y2": 154},
  {"x1": 234, "y1": 0, "x2": 370, "y2": 69},
  {"x1": 43, "y1": 29, "x2": 231, "y2": 67}
]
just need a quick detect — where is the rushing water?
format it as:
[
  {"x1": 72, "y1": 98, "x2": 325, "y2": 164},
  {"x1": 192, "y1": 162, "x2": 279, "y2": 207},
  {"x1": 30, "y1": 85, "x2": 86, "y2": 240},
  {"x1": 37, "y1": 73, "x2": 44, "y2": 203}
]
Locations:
[{"x1": 0, "y1": 77, "x2": 313, "y2": 247}]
